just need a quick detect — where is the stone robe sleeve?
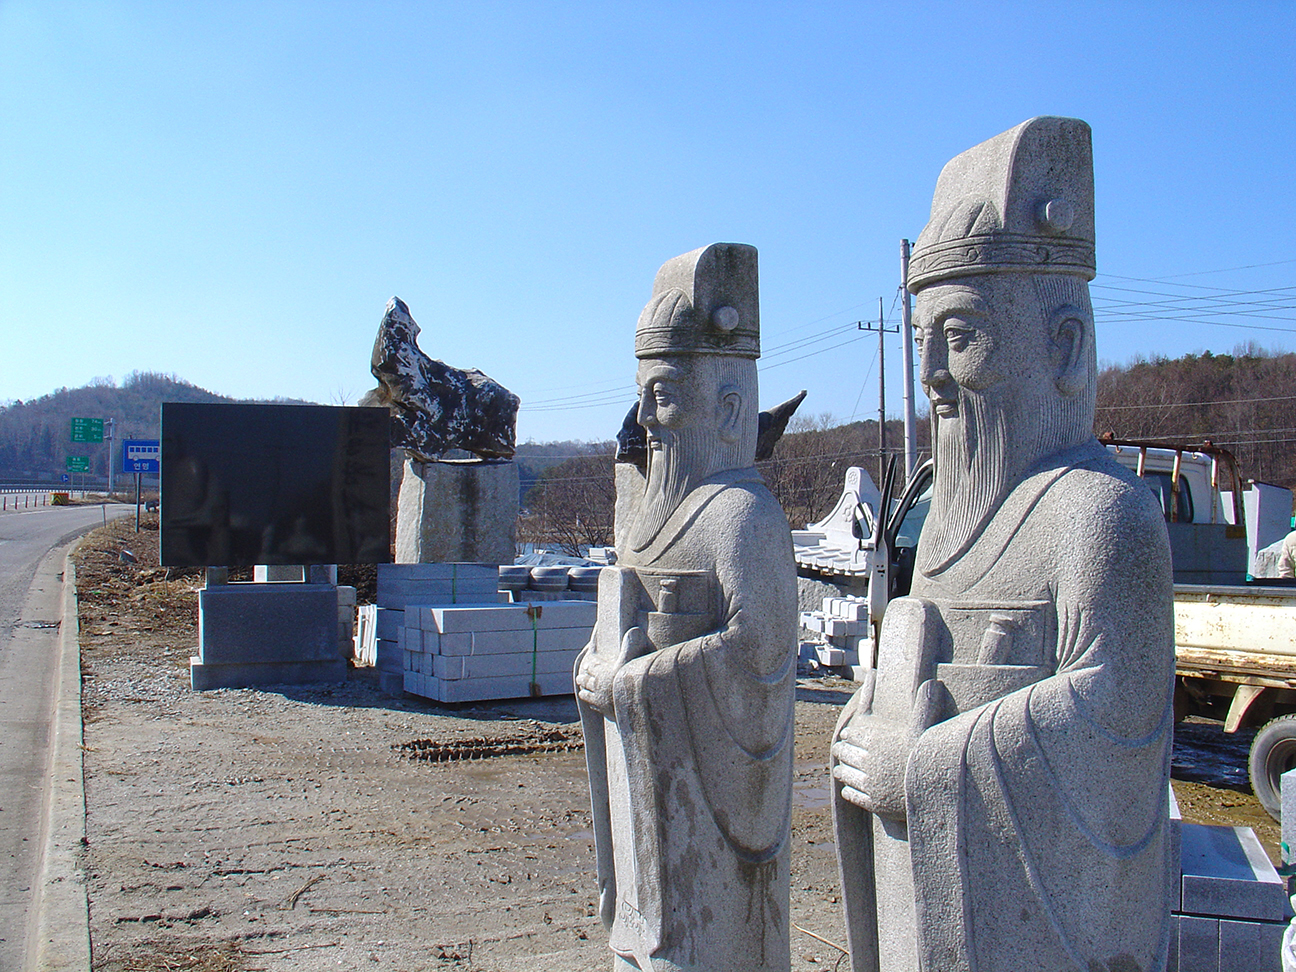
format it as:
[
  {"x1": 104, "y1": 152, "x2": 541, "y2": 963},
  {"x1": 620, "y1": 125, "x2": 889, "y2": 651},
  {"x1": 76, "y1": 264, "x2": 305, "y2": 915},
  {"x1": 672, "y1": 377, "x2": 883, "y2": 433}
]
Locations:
[{"x1": 907, "y1": 464, "x2": 1176, "y2": 972}]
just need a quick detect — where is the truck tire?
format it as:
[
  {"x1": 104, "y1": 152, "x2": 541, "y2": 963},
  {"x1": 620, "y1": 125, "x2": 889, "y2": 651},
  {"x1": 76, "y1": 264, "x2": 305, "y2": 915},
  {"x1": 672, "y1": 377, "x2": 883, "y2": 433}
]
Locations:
[{"x1": 1249, "y1": 714, "x2": 1296, "y2": 822}]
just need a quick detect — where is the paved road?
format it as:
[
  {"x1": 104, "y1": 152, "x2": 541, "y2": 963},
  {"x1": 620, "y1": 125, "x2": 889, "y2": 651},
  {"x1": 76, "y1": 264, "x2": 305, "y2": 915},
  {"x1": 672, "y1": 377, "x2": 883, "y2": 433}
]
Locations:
[{"x1": 0, "y1": 503, "x2": 127, "y2": 970}]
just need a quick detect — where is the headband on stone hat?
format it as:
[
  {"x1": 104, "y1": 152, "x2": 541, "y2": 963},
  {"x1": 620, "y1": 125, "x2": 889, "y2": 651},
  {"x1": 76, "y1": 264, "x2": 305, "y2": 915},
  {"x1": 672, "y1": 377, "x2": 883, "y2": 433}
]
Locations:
[
  {"x1": 908, "y1": 116, "x2": 1095, "y2": 293},
  {"x1": 635, "y1": 243, "x2": 760, "y2": 359}
]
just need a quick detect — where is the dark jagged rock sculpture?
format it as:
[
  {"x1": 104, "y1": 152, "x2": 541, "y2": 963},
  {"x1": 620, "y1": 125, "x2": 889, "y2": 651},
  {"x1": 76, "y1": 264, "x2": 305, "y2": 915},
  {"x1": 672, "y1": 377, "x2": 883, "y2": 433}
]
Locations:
[
  {"x1": 614, "y1": 388, "x2": 807, "y2": 469},
  {"x1": 360, "y1": 297, "x2": 519, "y2": 462},
  {"x1": 614, "y1": 402, "x2": 649, "y2": 469},
  {"x1": 756, "y1": 388, "x2": 807, "y2": 461}
]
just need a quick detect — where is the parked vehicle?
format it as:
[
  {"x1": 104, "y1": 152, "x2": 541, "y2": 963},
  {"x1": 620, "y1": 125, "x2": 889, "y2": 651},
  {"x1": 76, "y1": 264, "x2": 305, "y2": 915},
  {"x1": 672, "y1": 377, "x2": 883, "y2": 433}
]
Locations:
[{"x1": 794, "y1": 440, "x2": 1296, "y2": 820}]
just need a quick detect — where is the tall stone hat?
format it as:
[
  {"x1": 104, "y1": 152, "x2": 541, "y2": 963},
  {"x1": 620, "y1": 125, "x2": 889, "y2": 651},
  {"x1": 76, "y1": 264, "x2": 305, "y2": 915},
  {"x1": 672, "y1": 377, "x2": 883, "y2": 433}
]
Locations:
[
  {"x1": 635, "y1": 243, "x2": 760, "y2": 359},
  {"x1": 907, "y1": 116, "x2": 1095, "y2": 293}
]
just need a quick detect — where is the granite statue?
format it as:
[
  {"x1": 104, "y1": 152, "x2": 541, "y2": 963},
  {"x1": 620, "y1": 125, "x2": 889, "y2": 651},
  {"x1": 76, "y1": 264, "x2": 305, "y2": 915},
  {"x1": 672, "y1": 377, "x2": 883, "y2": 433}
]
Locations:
[
  {"x1": 575, "y1": 243, "x2": 798, "y2": 972},
  {"x1": 831, "y1": 118, "x2": 1176, "y2": 971},
  {"x1": 360, "y1": 296, "x2": 519, "y2": 461}
]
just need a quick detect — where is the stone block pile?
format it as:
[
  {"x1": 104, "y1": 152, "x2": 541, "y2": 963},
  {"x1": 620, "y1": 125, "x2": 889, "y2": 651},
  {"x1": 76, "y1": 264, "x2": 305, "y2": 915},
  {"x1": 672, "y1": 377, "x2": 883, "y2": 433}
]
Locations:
[
  {"x1": 371, "y1": 563, "x2": 598, "y2": 701},
  {"x1": 1168, "y1": 791, "x2": 1290, "y2": 971},
  {"x1": 336, "y1": 585, "x2": 356, "y2": 659},
  {"x1": 498, "y1": 565, "x2": 601, "y2": 602},
  {"x1": 373, "y1": 563, "x2": 504, "y2": 695},
  {"x1": 401, "y1": 599, "x2": 595, "y2": 702},
  {"x1": 800, "y1": 595, "x2": 872, "y2": 679}
]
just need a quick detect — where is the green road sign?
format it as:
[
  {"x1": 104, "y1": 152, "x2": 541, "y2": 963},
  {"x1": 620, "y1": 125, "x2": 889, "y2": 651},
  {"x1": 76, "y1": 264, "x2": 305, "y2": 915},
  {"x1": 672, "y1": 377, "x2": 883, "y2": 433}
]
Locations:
[
  {"x1": 70, "y1": 417, "x2": 104, "y2": 443},
  {"x1": 66, "y1": 455, "x2": 90, "y2": 472}
]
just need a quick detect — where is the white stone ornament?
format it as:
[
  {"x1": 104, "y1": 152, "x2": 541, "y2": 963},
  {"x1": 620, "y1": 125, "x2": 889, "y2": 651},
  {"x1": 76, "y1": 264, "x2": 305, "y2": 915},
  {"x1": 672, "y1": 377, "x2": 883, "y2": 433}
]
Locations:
[
  {"x1": 1039, "y1": 197, "x2": 1076, "y2": 233},
  {"x1": 711, "y1": 305, "x2": 740, "y2": 331}
]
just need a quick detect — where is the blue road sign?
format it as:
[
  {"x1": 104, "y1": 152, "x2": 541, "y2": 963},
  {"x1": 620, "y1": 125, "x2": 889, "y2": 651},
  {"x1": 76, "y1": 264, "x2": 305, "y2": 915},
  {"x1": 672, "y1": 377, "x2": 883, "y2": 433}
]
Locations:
[
  {"x1": 122, "y1": 439, "x2": 161, "y2": 474},
  {"x1": 61, "y1": 473, "x2": 70, "y2": 483}
]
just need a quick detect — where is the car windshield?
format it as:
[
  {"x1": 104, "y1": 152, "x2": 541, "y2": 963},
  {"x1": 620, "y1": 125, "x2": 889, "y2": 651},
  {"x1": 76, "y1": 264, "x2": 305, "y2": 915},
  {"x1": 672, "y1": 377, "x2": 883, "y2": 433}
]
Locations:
[{"x1": 893, "y1": 481, "x2": 932, "y2": 549}]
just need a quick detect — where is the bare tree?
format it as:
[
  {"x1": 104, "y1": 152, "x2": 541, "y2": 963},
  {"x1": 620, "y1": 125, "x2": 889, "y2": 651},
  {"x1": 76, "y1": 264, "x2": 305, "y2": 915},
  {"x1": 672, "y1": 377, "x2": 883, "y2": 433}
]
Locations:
[{"x1": 521, "y1": 447, "x2": 617, "y2": 556}]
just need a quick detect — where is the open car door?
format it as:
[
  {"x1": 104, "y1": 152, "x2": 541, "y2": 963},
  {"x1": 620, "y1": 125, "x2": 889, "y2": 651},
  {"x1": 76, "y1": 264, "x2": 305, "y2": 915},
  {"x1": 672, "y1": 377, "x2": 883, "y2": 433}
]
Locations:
[{"x1": 885, "y1": 459, "x2": 933, "y2": 601}]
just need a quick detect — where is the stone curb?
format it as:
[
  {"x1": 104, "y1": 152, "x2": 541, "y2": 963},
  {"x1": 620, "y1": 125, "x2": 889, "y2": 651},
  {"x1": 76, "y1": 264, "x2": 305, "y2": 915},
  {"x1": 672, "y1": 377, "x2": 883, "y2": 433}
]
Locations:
[{"x1": 29, "y1": 549, "x2": 91, "y2": 971}]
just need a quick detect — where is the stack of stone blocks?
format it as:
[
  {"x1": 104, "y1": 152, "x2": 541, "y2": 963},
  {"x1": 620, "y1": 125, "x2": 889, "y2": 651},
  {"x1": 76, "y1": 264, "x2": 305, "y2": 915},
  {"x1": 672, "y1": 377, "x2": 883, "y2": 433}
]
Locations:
[
  {"x1": 799, "y1": 594, "x2": 872, "y2": 680},
  {"x1": 1168, "y1": 788, "x2": 1290, "y2": 971},
  {"x1": 374, "y1": 563, "x2": 503, "y2": 695},
  {"x1": 499, "y1": 564, "x2": 601, "y2": 602},
  {"x1": 401, "y1": 598, "x2": 595, "y2": 702},
  {"x1": 374, "y1": 562, "x2": 599, "y2": 701}
]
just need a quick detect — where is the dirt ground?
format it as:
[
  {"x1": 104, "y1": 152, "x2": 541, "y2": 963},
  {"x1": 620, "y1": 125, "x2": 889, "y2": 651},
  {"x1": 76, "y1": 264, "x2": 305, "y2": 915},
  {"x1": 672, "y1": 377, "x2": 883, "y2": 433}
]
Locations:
[{"x1": 72, "y1": 516, "x2": 1281, "y2": 972}]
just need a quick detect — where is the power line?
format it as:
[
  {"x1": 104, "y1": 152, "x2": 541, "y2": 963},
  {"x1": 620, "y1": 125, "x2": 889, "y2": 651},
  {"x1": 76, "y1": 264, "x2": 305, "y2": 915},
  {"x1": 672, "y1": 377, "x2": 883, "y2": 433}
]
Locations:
[
  {"x1": 847, "y1": 346, "x2": 880, "y2": 423},
  {"x1": 525, "y1": 391, "x2": 636, "y2": 413},
  {"x1": 519, "y1": 257, "x2": 1295, "y2": 415},
  {"x1": 526, "y1": 385, "x2": 638, "y2": 407},
  {"x1": 1100, "y1": 258, "x2": 1296, "y2": 284},
  {"x1": 762, "y1": 323, "x2": 861, "y2": 359},
  {"x1": 762, "y1": 335, "x2": 868, "y2": 372}
]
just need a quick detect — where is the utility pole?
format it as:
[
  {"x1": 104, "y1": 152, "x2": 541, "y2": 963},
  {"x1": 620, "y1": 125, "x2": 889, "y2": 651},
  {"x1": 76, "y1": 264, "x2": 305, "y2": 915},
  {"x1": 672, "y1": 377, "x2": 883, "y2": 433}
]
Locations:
[
  {"x1": 858, "y1": 301, "x2": 899, "y2": 486},
  {"x1": 106, "y1": 416, "x2": 115, "y2": 495},
  {"x1": 900, "y1": 240, "x2": 918, "y2": 481}
]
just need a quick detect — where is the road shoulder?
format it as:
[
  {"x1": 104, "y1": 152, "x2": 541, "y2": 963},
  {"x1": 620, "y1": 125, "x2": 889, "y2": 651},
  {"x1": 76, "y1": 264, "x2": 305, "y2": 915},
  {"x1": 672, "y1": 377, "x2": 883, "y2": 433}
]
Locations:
[{"x1": 27, "y1": 547, "x2": 91, "y2": 971}]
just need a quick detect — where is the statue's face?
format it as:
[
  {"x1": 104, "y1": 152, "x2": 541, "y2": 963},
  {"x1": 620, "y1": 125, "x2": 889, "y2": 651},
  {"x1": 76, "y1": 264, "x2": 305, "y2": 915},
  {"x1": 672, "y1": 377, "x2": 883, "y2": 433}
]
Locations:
[
  {"x1": 626, "y1": 355, "x2": 727, "y2": 552},
  {"x1": 915, "y1": 277, "x2": 1058, "y2": 414},
  {"x1": 635, "y1": 357, "x2": 715, "y2": 440}
]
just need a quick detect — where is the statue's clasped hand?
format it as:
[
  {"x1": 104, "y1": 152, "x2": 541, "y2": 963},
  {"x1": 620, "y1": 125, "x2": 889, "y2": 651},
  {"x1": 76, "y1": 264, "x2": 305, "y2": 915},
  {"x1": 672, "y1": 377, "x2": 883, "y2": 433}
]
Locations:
[
  {"x1": 831, "y1": 679, "x2": 943, "y2": 819},
  {"x1": 576, "y1": 626, "x2": 650, "y2": 717}
]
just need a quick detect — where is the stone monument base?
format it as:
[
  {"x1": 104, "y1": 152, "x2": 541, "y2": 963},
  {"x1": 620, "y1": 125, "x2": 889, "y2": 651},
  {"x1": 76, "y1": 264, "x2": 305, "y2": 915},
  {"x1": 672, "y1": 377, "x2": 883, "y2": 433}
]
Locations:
[
  {"x1": 395, "y1": 457, "x2": 518, "y2": 565},
  {"x1": 191, "y1": 576, "x2": 345, "y2": 691}
]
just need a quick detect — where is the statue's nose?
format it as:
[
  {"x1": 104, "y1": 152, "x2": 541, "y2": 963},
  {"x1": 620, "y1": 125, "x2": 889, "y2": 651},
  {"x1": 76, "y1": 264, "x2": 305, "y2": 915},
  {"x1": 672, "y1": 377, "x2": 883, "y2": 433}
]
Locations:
[
  {"x1": 918, "y1": 336, "x2": 953, "y2": 397},
  {"x1": 922, "y1": 367, "x2": 955, "y2": 397},
  {"x1": 637, "y1": 390, "x2": 656, "y2": 428}
]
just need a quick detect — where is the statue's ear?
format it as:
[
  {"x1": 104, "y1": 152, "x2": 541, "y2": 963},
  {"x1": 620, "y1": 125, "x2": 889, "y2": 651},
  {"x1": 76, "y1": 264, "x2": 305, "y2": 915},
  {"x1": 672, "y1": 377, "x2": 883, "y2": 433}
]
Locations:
[
  {"x1": 1049, "y1": 304, "x2": 1090, "y2": 397},
  {"x1": 717, "y1": 384, "x2": 742, "y2": 443}
]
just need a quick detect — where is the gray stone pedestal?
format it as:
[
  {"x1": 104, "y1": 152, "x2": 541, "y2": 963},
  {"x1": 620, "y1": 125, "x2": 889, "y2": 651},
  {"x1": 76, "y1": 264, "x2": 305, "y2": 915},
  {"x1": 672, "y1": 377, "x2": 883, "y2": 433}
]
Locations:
[
  {"x1": 395, "y1": 458, "x2": 518, "y2": 565},
  {"x1": 191, "y1": 571, "x2": 346, "y2": 690}
]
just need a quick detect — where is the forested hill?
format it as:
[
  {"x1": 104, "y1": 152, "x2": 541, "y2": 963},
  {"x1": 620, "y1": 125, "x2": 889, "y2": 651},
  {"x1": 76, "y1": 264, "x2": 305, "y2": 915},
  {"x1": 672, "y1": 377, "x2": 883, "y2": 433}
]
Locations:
[
  {"x1": 1095, "y1": 347, "x2": 1296, "y2": 487},
  {"x1": 6, "y1": 348, "x2": 1296, "y2": 492},
  {"x1": 0, "y1": 368, "x2": 629, "y2": 490},
  {"x1": 0, "y1": 372, "x2": 303, "y2": 481},
  {"x1": 520, "y1": 347, "x2": 1296, "y2": 554}
]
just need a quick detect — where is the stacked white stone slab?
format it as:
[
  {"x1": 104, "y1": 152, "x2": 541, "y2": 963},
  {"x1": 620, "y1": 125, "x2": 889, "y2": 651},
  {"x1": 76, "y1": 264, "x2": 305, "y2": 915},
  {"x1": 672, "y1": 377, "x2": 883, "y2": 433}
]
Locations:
[
  {"x1": 354, "y1": 603, "x2": 377, "y2": 667},
  {"x1": 402, "y1": 599, "x2": 595, "y2": 702},
  {"x1": 336, "y1": 585, "x2": 356, "y2": 659},
  {"x1": 800, "y1": 595, "x2": 872, "y2": 679},
  {"x1": 1169, "y1": 789, "x2": 1290, "y2": 971},
  {"x1": 374, "y1": 563, "x2": 504, "y2": 695}
]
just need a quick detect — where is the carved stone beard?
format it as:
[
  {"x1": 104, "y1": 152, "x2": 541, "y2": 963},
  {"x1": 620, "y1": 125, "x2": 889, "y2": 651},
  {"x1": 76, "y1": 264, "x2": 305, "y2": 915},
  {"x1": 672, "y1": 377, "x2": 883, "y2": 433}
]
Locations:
[
  {"x1": 626, "y1": 426, "x2": 728, "y2": 553},
  {"x1": 917, "y1": 365, "x2": 1091, "y2": 578},
  {"x1": 917, "y1": 386, "x2": 1030, "y2": 577}
]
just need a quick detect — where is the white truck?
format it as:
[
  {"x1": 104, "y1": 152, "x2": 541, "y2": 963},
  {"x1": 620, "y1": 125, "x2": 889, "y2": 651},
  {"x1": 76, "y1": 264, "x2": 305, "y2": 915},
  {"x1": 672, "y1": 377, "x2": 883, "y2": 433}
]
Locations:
[{"x1": 793, "y1": 440, "x2": 1296, "y2": 820}]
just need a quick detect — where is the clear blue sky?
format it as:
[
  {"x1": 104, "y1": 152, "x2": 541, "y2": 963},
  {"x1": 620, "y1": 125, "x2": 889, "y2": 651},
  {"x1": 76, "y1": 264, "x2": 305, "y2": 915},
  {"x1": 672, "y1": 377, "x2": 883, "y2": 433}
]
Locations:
[{"x1": 2, "y1": 2, "x2": 1293, "y2": 443}]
